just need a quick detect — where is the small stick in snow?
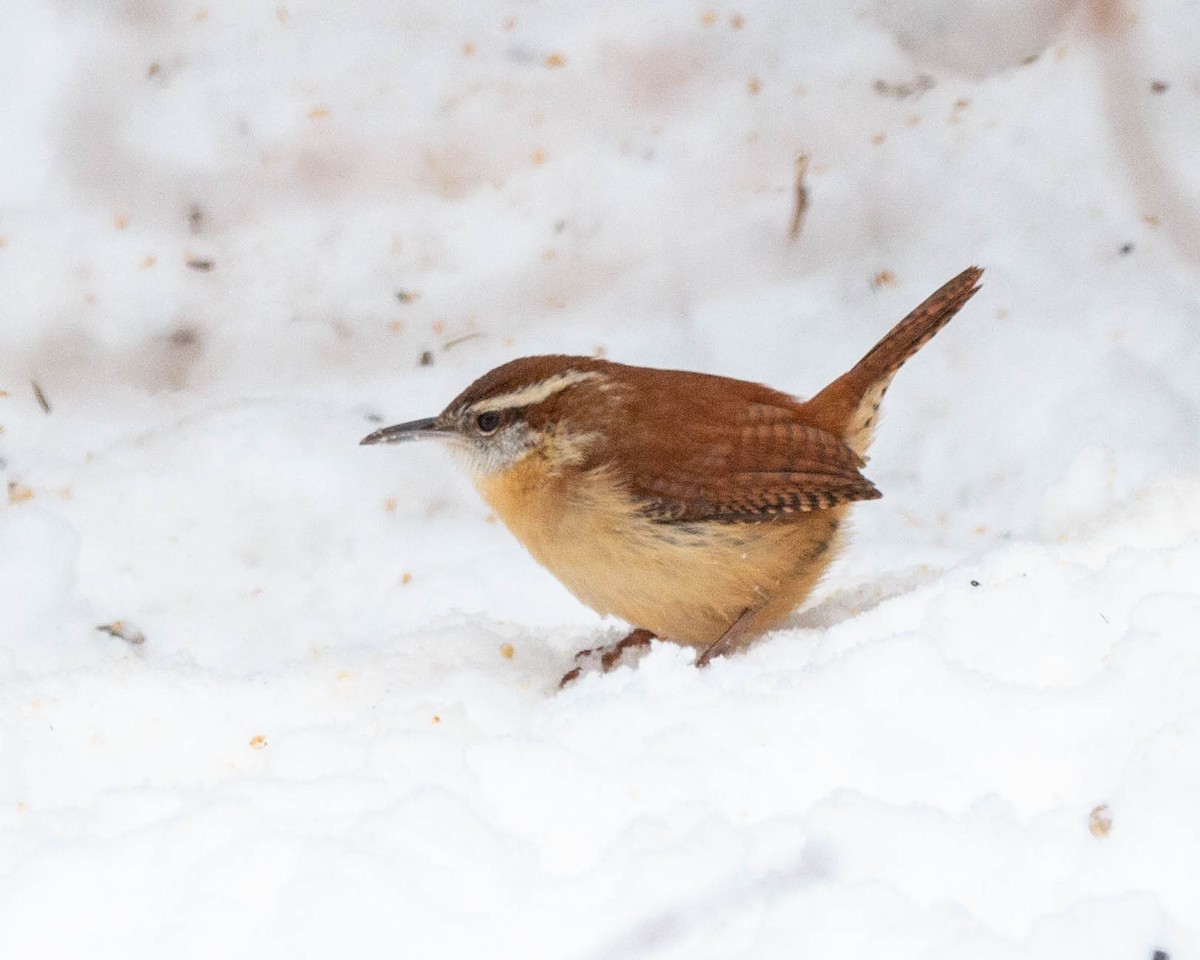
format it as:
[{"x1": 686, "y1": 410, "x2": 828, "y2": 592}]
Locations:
[
  {"x1": 788, "y1": 153, "x2": 810, "y2": 242},
  {"x1": 872, "y1": 75, "x2": 935, "y2": 99},
  {"x1": 32, "y1": 381, "x2": 51, "y2": 414},
  {"x1": 97, "y1": 621, "x2": 146, "y2": 645},
  {"x1": 443, "y1": 332, "x2": 484, "y2": 352}
]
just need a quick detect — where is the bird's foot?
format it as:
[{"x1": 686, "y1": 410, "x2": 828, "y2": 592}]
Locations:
[{"x1": 559, "y1": 628, "x2": 655, "y2": 687}]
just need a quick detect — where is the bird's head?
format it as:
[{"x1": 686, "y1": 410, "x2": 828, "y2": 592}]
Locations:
[{"x1": 360, "y1": 355, "x2": 620, "y2": 478}]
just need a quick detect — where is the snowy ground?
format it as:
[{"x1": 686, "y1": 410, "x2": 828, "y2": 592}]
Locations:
[{"x1": 3, "y1": 0, "x2": 1200, "y2": 957}]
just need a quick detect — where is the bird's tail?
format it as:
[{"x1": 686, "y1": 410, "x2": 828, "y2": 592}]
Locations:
[{"x1": 801, "y1": 266, "x2": 983, "y2": 457}]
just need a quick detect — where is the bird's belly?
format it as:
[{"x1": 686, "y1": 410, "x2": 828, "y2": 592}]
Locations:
[
  {"x1": 550, "y1": 513, "x2": 846, "y2": 647},
  {"x1": 478, "y1": 462, "x2": 846, "y2": 647}
]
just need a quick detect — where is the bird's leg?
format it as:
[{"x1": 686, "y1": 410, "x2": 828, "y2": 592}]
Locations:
[
  {"x1": 695, "y1": 607, "x2": 754, "y2": 667},
  {"x1": 559, "y1": 628, "x2": 655, "y2": 687},
  {"x1": 559, "y1": 609, "x2": 753, "y2": 685}
]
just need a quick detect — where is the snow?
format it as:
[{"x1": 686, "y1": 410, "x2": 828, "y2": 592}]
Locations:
[{"x1": 2, "y1": 0, "x2": 1199, "y2": 957}]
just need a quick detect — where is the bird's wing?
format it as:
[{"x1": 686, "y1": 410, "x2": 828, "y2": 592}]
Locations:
[{"x1": 616, "y1": 416, "x2": 881, "y2": 524}]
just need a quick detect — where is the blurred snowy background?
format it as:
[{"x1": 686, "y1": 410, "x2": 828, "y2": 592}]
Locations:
[{"x1": 2, "y1": 0, "x2": 1199, "y2": 956}]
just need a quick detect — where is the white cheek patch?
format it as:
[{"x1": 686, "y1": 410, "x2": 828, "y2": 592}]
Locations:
[{"x1": 446, "y1": 425, "x2": 534, "y2": 478}]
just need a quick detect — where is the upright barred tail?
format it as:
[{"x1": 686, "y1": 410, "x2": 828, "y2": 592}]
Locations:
[{"x1": 801, "y1": 266, "x2": 983, "y2": 457}]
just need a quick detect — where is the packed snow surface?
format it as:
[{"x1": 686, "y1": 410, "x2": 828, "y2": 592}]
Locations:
[{"x1": 2, "y1": 0, "x2": 1199, "y2": 957}]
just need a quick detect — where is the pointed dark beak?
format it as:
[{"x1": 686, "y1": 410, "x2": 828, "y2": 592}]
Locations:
[{"x1": 360, "y1": 417, "x2": 447, "y2": 445}]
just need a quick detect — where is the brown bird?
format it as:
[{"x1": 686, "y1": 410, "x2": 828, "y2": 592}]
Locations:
[{"x1": 363, "y1": 267, "x2": 982, "y2": 682}]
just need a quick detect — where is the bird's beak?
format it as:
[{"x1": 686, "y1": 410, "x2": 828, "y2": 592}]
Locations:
[{"x1": 360, "y1": 417, "x2": 447, "y2": 445}]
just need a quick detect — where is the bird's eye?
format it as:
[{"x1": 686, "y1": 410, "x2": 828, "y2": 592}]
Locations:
[{"x1": 475, "y1": 411, "x2": 502, "y2": 435}]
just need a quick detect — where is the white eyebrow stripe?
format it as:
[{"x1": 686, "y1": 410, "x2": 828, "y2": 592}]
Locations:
[{"x1": 470, "y1": 370, "x2": 602, "y2": 413}]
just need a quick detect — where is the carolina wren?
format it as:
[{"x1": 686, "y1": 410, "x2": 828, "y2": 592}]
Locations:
[{"x1": 363, "y1": 267, "x2": 982, "y2": 681}]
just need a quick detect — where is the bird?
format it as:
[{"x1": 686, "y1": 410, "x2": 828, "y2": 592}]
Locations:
[{"x1": 362, "y1": 267, "x2": 982, "y2": 683}]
